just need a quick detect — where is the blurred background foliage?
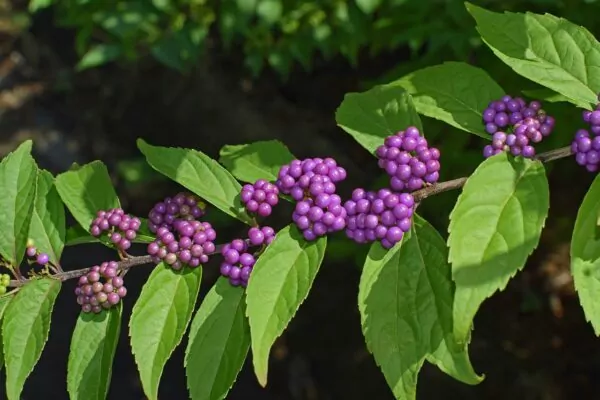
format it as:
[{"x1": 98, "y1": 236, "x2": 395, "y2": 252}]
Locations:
[{"x1": 22, "y1": 0, "x2": 600, "y2": 77}]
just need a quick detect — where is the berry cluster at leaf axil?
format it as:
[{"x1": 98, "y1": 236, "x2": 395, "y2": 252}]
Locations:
[
  {"x1": 277, "y1": 158, "x2": 348, "y2": 240},
  {"x1": 241, "y1": 179, "x2": 279, "y2": 217},
  {"x1": 90, "y1": 208, "x2": 141, "y2": 252},
  {"x1": 572, "y1": 99, "x2": 600, "y2": 172},
  {"x1": 482, "y1": 95, "x2": 555, "y2": 159},
  {"x1": 146, "y1": 192, "x2": 216, "y2": 270},
  {"x1": 344, "y1": 189, "x2": 415, "y2": 249},
  {"x1": 375, "y1": 126, "x2": 441, "y2": 191},
  {"x1": 220, "y1": 226, "x2": 276, "y2": 287},
  {"x1": 75, "y1": 261, "x2": 126, "y2": 313}
]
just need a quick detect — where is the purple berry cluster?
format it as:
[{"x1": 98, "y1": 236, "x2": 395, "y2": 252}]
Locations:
[
  {"x1": 147, "y1": 220, "x2": 216, "y2": 270},
  {"x1": 90, "y1": 208, "x2": 141, "y2": 252},
  {"x1": 276, "y1": 158, "x2": 348, "y2": 240},
  {"x1": 74, "y1": 261, "x2": 126, "y2": 313},
  {"x1": 572, "y1": 103, "x2": 600, "y2": 173},
  {"x1": 240, "y1": 179, "x2": 279, "y2": 217},
  {"x1": 375, "y1": 126, "x2": 441, "y2": 192},
  {"x1": 220, "y1": 227, "x2": 275, "y2": 287},
  {"x1": 482, "y1": 95, "x2": 555, "y2": 159},
  {"x1": 343, "y1": 188, "x2": 414, "y2": 249},
  {"x1": 292, "y1": 193, "x2": 346, "y2": 241},
  {"x1": 276, "y1": 158, "x2": 347, "y2": 201},
  {"x1": 583, "y1": 106, "x2": 600, "y2": 135},
  {"x1": 147, "y1": 192, "x2": 206, "y2": 234},
  {"x1": 571, "y1": 129, "x2": 600, "y2": 172},
  {"x1": 25, "y1": 244, "x2": 50, "y2": 266}
]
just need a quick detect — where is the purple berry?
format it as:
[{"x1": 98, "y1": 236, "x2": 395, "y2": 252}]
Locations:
[{"x1": 36, "y1": 253, "x2": 49, "y2": 265}]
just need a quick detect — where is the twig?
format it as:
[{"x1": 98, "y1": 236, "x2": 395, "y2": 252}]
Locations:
[
  {"x1": 413, "y1": 145, "x2": 573, "y2": 202},
  {"x1": 7, "y1": 242, "x2": 236, "y2": 288},
  {"x1": 5, "y1": 146, "x2": 576, "y2": 288}
]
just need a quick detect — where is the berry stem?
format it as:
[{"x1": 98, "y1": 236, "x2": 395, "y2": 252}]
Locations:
[{"x1": 413, "y1": 145, "x2": 572, "y2": 202}]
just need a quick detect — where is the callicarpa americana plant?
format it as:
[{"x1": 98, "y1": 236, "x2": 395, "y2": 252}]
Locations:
[{"x1": 2, "y1": 3, "x2": 600, "y2": 400}]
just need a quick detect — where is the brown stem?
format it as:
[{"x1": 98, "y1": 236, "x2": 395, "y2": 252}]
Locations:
[{"x1": 413, "y1": 145, "x2": 573, "y2": 202}]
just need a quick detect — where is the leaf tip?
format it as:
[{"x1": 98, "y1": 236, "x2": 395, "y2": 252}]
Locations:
[
  {"x1": 255, "y1": 370, "x2": 268, "y2": 388},
  {"x1": 136, "y1": 138, "x2": 149, "y2": 150}
]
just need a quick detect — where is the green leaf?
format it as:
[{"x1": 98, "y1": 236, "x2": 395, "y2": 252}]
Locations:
[
  {"x1": 393, "y1": 62, "x2": 505, "y2": 138},
  {"x1": 448, "y1": 153, "x2": 549, "y2": 343},
  {"x1": 0, "y1": 295, "x2": 14, "y2": 371},
  {"x1": 521, "y1": 88, "x2": 591, "y2": 109},
  {"x1": 130, "y1": 263, "x2": 202, "y2": 399},
  {"x1": 3, "y1": 278, "x2": 61, "y2": 400},
  {"x1": 76, "y1": 44, "x2": 122, "y2": 71},
  {"x1": 28, "y1": 170, "x2": 66, "y2": 265},
  {"x1": 335, "y1": 84, "x2": 422, "y2": 154},
  {"x1": 137, "y1": 139, "x2": 252, "y2": 225},
  {"x1": 245, "y1": 224, "x2": 327, "y2": 386},
  {"x1": 355, "y1": 0, "x2": 381, "y2": 15},
  {"x1": 0, "y1": 140, "x2": 38, "y2": 266},
  {"x1": 55, "y1": 161, "x2": 120, "y2": 232},
  {"x1": 185, "y1": 278, "x2": 250, "y2": 400},
  {"x1": 67, "y1": 304, "x2": 122, "y2": 400},
  {"x1": 218, "y1": 140, "x2": 295, "y2": 183},
  {"x1": 466, "y1": 3, "x2": 600, "y2": 109},
  {"x1": 358, "y1": 216, "x2": 482, "y2": 400},
  {"x1": 570, "y1": 173, "x2": 600, "y2": 335}
]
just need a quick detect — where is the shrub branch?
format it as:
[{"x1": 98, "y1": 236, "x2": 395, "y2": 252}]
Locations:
[{"x1": 7, "y1": 145, "x2": 574, "y2": 288}]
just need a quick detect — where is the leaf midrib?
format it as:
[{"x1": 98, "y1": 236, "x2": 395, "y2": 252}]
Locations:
[{"x1": 187, "y1": 296, "x2": 245, "y2": 398}]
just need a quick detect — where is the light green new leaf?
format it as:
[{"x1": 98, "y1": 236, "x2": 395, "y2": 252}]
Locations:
[
  {"x1": 466, "y1": 3, "x2": 600, "y2": 109},
  {"x1": 67, "y1": 304, "x2": 122, "y2": 400},
  {"x1": 219, "y1": 140, "x2": 295, "y2": 183},
  {"x1": 28, "y1": 170, "x2": 66, "y2": 265},
  {"x1": 245, "y1": 224, "x2": 326, "y2": 386},
  {"x1": 55, "y1": 161, "x2": 120, "y2": 232},
  {"x1": 0, "y1": 295, "x2": 14, "y2": 371},
  {"x1": 448, "y1": 153, "x2": 549, "y2": 343},
  {"x1": 570, "y1": 173, "x2": 600, "y2": 335},
  {"x1": 185, "y1": 278, "x2": 250, "y2": 400},
  {"x1": 130, "y1": 263, "x2": 202, "y2": 400},
  {"x1": 28, "y1": 0, "x2": 53, "y2": 12},
  {"x1": 137, "y1": 139, "x2": 252, "y2": 225},
  {"x1": 393, "y1": 62, "x2": 504, "y2": 138},
  {"x1": 356, "y1": 0, "x2": 381, "y2": 14},
  {"x1": 3, "y1": 278, "x2": 61, "y2": 400},
  {"x1": 0, "y1": 140, "x2": 37, "y2": 266},
  {"x1": 76, "y1": 44, "x2": 122, "y2": 71},
  {"x1": 359, "y1": 216, "x2": 482, "y2": 400},
  {"x1": 521, "y1": 88, "x2": 591, "y2": 109},
  {"x1": 335, "y1": 84, "x2": 422, "y2": 154}
]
